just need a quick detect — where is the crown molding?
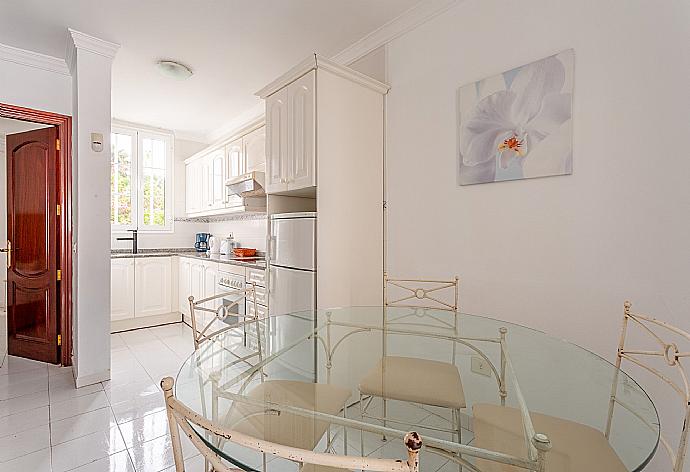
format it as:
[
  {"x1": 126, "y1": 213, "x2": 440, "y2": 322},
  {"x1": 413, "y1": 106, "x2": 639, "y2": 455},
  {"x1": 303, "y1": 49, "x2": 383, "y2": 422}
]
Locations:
[
  {"x1": 68, "y1": 28, "x2": 120, "y2": 60},
  {"x1": 205, "y1": 102, "x2": 266, "y2": 144},
  {"x1": 0, "y1": 42, "x2": 70, "y2": 76},
  {"x1": 331, "y1": 0, "x2": 461, "y2": 65}
]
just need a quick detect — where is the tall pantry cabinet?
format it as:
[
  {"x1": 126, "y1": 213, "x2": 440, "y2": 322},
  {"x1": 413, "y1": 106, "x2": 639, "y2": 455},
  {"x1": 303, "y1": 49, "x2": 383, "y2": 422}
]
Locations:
[{"x1": 257, "y1": 54, "x2": 389, "y2": 309}]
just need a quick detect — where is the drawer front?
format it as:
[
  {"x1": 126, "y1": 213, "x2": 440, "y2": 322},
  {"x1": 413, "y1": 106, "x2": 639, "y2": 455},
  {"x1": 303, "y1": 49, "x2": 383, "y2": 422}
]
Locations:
[
  {"x1": 247, "y1": 301, "x2": 267, "y2": 318},
  {"x1": 248, "y1": 284, "x2": 268, "y2": 306},
  {"x1": 246, "y1": 268, "x2": 266, "y2": 287}
]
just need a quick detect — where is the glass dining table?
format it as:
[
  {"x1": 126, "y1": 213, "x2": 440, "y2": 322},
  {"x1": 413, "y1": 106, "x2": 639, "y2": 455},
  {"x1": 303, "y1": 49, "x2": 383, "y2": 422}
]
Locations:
[{"x1": 174, "y1": 307, "x2": 659, "y2": 472}]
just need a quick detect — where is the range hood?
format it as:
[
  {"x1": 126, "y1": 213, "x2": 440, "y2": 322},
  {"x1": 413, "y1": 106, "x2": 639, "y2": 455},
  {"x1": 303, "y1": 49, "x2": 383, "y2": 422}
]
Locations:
[{"x1": 225, "y1": 171, "x2": 265, "y2": 197}]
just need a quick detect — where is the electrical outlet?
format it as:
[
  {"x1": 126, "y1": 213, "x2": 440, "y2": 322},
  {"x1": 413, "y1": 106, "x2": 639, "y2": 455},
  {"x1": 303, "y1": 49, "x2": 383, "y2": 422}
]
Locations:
[{"x1": 471, "y1": 356, "x2": 491, "y2": 377}]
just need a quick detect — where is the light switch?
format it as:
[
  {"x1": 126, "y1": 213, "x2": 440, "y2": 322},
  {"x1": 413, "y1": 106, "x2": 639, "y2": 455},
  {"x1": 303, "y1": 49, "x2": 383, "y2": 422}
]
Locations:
[{"x1": 91, "y1": 133, "x2": 103, "y2": 152}]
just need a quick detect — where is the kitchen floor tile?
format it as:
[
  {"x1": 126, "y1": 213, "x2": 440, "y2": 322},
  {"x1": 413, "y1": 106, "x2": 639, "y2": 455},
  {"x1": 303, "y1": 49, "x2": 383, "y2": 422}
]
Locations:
[
  {"x1": 128, "y1": 432, "x2": 199, "y2": 472},
  {"x1": 50, "y1": 406, "x2": 117, "y2": 445},
  {"x1": 0, "y1": 423, "x2": 51, "y2": 462},
  {"x1": 50, "y1": 425, "x2": 127, "y2": 472},
  {"x1": 110, "y1": 390, "x2": 166, "y2": 424},
  {"x1": 69, "y1": 450, "x2": 135, "y2": 472},
  {"x1": 0, "y1": 447, "x2": 51, "y2": 472},
  {"x1": 118, "y1": 409, "x2": 169, "y2": 449},
  {"x1": 0, "y1": 389, "x2": 49, "y2": 418},
  {"x1": 0, "y1": 375, "x2": 48, "y2": 401},
  {"x1": 104, "y1": 378, "x2": 158, "y2": 406},
  {"x1": 0, "y1": 405, "x2": 50, "y2": 438},
  {"x1": 161, "y1": 453, "x2": 206, "y2": 472},
  {"x1": 49, "y1": 390, "x2": 109, "y2": 422},
  {"x1": 48, "y1": 381, "x2": 103, "y2": 404},
  {"x1": 0, "y1": 355, "x2": 46, "y2": 377}
]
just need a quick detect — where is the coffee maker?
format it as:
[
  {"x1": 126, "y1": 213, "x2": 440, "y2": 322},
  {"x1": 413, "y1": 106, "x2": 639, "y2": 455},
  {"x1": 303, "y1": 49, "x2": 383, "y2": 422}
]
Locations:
[{"x1": 194, "y1": 233, "x2": 211, "y2": 252}]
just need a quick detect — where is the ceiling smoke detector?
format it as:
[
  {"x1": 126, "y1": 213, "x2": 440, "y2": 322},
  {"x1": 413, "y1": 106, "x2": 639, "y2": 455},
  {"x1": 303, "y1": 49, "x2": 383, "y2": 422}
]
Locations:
[{"x1": 156, "y1": 60, "x2": 193, "y2": 80}]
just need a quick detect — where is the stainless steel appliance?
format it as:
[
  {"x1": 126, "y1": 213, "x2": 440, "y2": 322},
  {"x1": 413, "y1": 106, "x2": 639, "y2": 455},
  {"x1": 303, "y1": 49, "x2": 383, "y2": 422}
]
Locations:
[{"x1": 268, "y1": 212, "x2": 316, "y2": 379}]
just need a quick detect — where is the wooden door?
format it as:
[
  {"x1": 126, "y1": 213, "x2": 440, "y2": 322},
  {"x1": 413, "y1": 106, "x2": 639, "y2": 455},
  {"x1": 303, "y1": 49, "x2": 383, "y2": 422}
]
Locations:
[
  {"x1": 6, "y1": 127, "x2": 59, "y2": 363},
  {"x1": 265, "y1": 87, "x2": 289, "y2": 193},
  {"x1": 288, "y1": 70, "x2": 316, "y2": 190}
]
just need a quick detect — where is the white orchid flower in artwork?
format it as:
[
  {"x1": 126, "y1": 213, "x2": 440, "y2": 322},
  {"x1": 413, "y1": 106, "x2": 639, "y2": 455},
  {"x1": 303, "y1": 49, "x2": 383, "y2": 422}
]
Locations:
[{"x1": 458, "y1": 51, "x2": 573, "y2": 184}]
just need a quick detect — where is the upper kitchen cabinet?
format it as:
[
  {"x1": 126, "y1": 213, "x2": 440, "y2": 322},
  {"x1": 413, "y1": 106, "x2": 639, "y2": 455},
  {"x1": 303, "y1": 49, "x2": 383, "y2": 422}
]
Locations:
[
  {"x1": 264, "y1": 71, "x2": 315, "y2": 194},
  {"x1": 257, "y1": 54, "x2": 390, "y2": 309},
  {"x1": 184, "y1": 123, "x2": 267, "y2": 217},
  {"x1": 258, "y1": 56, "x2": 388, "y2": 198}
]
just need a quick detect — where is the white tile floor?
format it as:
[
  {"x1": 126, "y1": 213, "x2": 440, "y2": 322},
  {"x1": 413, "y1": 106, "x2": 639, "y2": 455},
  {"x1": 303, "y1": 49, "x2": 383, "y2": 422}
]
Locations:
[
  {"x1": 0, "y1": 323, "x2": 202, "y2": 472},
  {"x1": 0, "y1": 322, "x2": 471, "y2": 472}
]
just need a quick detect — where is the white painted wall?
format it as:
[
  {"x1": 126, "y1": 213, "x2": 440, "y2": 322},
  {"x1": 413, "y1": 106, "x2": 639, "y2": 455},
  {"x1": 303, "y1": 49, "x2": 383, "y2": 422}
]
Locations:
[
  {"x1": 207, "y1": 218, "x2": 267, "y2": 252},
  {"x1": 0, "y1": 58, "x2": 71, "y2": 116},
  {"x1": 383, "y1": 1, "x2": 690, "y2": 470},
  {"x1": 69, "y1": 32, "x2": 119, "y2": 387},
  {"x1": 110, "y1": 137, "x2": 208, "y2": 250}
]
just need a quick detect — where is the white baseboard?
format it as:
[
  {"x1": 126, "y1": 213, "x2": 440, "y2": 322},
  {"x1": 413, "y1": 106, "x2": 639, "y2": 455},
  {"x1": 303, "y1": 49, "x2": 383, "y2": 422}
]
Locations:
[
  {"x1": 75, "y1": 369, "x2": 110, "y2": 388},
  {"x1": 111, "y1": 312, "x2": 182, "y2": 333}
]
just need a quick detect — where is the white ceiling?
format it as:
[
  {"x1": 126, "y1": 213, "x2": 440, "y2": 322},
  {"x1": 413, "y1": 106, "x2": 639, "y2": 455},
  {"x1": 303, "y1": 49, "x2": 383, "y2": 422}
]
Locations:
[{"x1": 0, "y1": 1, "x2": 420, "y2": 142}]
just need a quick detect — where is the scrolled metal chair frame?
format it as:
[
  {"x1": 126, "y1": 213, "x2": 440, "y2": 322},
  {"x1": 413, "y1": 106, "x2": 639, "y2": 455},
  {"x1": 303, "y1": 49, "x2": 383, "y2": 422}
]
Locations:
[{"x1": 605, "y1": 300, "x2": 689, "y2": 472}]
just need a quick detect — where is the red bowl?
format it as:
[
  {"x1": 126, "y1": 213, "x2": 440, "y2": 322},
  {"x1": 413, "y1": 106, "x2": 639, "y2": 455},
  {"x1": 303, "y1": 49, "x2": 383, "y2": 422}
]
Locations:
[{"x1": 233, "y1": 248, "x2": 257, "y2": 258}]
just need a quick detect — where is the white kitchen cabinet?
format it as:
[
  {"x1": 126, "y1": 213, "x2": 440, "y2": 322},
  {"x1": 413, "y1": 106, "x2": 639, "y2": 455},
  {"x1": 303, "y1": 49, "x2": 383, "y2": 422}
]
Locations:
[
  {"x1": 265, "y1": 87, "x2": 289, "y2": 194},
  {"x1": 111, "y1": 258, "x2": 135, "y2": 321},
  {"x1": 203, "y1": 262, "x2": 220, "y2": 312},
  {"x1": 244, "y1": 126, "x2": 266, "y2": 173},
  {"x1": 185, "y1": 160, "x2": 203, "y2": 214},
  {"x1": 225, "y1": 138, "x2": 243, "y2": 209},
  {"x1": 190, "y1": 260, "x2": 205, "y2": 303},
  {"x1": 287, "y1": 70, "x2": 316, "y2": 190},
  {"x1": 178, "y1": 257, "x2": 192, "y2": 317},
  {"x1": 264, "y1": 70, "x2": 315, "y2": 194},
  {"x1": 208, "y1": 148, "x2": 226, "y2": 210},
  {"x1": 134, "y1": 257, "x2": 172, "y2": 317}
]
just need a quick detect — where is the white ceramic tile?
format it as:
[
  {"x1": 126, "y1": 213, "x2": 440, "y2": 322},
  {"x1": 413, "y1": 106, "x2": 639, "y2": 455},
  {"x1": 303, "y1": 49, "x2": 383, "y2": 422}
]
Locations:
[
  {"x1": 49, "y1": 380, "x2": 103, "y2": 404},
  {"x1": 0, "y1": 447, "x2": 51, "y2": 472},
  {"x1": 128, "y1": 432, "x2": 199, "y2": 472},
  {"x1": 49, "y1": 390, "x2": 109, "y2": 422},
  {"x1": 0, "y1": 423, "x2": 51, "y2": 462},
  {"x1": 118, "y1": 409, "x2": 169, "y2": 449},
  {"x1": 110, "y1": 390, "x2": 166, "y2": 424},
  {"x1": 0, "y1": 375, "x2": 48, "y2": 401},
  {"x1": 0, "y1": 367, "x2": 48, "y2": 387},
  {"x1": 109, "y1": 364, "x2": 153, "y2": 387},
  {"x1": 0, "y1": 355, "x2": 46, "y2": 377},
  {"x1": 110, "y1": 334, "x2": 128, "y2": 352},
  {"x1": 69, "y1": 449, "x2": 135, "y2": 472},
  {"x1": 0, "y1": 405, "x2": 49, "y2": 438},
  {"x1": 160, "y1": 454, "x2": 206, "y2": 472},
  {"x1": 151, "y1": 323, "x2": 192, "y2": 340},
  {"x1": 50, "y1": 406, "x2": 117, "y2": 445},
  {"x1": 51, "y1": 425, "x2": 127, "y2": 472},
  {"x1": 120, "y1": 329, "x2": 161, "y2": 347},
  {"x1": 104, "y1": 378, "x2": 158, "y2": 406},
  {"x1": 0, "y1": 389, "x2": 49, "y2": 418},
  {"x1": 48, "y1": 364, "x2": 75, "y2": 377}
]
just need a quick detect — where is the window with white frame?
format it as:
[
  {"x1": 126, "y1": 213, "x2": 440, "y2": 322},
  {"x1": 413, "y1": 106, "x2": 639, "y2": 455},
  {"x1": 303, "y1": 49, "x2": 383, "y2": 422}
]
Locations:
[{"x1": 111, "y1": 125, "x2": 173, "y2": 231}]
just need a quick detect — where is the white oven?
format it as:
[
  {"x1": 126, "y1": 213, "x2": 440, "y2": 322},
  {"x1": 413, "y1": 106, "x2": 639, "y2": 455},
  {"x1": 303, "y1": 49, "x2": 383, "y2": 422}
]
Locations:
[{"x1": 217, "y1": 270, "x2": 246, "y2": 326}]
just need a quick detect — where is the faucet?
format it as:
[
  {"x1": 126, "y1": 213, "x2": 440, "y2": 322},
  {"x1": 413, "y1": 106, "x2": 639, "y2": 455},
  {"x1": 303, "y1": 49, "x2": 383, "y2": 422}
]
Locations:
[{"x1": 116, "y1": 229, "x2": 138, "y2": 254}]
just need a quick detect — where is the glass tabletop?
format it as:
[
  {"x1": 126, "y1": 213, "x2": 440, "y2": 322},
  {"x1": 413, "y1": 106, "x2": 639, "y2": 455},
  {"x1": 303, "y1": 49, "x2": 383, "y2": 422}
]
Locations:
[{"x1": 175, "y1": 307, "x2": 659, "y2": 472}]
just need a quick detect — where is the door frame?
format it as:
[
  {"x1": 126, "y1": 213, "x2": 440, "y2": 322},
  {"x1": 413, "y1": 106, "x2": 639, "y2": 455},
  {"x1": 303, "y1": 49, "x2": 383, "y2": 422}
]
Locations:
[{"x1": 0, "y1": 102, "x2": 73, "y2": 366}]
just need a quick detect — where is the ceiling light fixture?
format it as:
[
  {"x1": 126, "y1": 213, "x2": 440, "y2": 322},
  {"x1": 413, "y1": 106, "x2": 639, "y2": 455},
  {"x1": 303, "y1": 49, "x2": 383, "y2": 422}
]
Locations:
[{"x1": 156, "y1": 60, "x2": 193, "y2": 80}]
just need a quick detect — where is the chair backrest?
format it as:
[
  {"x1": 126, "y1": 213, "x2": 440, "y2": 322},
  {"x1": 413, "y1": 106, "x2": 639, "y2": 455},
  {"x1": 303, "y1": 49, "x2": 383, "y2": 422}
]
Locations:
[
  {"x1": 384, "y1": 272, "x2": 459, "y2": 313},
  {"x1": 606, "y1": 300, "x2": 689, "y2": 472},
  {"x1": 189, "y1": 284, "x2": 259, "y2": 350},
  {"x1": 160, "y1": 376, "x2": 423, "y2": 472}
]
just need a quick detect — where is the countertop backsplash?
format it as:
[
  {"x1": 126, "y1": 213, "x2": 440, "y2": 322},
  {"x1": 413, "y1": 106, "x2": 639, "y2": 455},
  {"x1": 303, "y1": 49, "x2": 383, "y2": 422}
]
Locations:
[{"x1": 207, "y1": 217, "x2": 267, "y2": 252}]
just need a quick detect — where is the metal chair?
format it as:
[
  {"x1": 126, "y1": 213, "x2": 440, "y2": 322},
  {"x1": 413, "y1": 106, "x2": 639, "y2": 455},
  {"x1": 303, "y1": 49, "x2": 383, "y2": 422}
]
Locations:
[
  {"x1": 359, "y1": 274, "x2": 492, "y2": 445},
  {"x1": 189, "y1": 284, "x2": 259, "y2": 350},
  {"x1": 606, "y1": 301, "x2": 689, "y2": 472},
  {"x1": 161, "y1": 376, "x2": 423, "y2": 472}
]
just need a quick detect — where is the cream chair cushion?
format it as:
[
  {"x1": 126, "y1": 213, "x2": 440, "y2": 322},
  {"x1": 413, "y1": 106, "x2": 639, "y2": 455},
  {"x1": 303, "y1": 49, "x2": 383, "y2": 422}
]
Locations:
[
  {"x1": 472, "y1": 403, "x2": 627, "y2": 472},
  {"x1": 227, "y1": 380, "x2": 351, "y2": 451},
  {"x1": 359, "y1": 356, "x2": 465, "y2": 409}
]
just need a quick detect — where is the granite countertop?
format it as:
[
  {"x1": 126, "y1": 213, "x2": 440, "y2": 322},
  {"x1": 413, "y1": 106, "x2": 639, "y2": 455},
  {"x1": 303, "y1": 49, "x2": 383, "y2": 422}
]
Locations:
[{"x1": 111, "y1": 248, "x2": 266, "y2": 270}]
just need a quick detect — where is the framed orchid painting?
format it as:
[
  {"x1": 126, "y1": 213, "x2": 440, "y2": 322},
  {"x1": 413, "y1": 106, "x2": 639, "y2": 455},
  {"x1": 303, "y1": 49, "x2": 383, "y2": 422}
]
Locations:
[{"x1": 458, "y1": 49, "x2": 574, "y2": 185}]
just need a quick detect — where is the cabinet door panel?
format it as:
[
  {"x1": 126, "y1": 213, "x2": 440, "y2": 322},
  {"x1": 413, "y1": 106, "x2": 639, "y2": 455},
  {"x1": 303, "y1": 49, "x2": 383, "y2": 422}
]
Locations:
[
  {"x1": 178, "y1": 258, "x2": 191, "y2": 316},
  {"x1": 111, "y1": 259, "x2": 135, "y2": 320},
  {"x1": 288, "y1": 70, "x2": 316, "y2": 190},
  {"x1": 265, "y1": 88, "x2": 289, "y2": 193},
  {"x1": 209, "y1": 149, "x2": 226, "y2": 209},
  {"x1": 244, "y1": 126, "x2": 266, "y2": 173},
  {"x1": 226, "y1": 139, "x2": 243, "y2": 208},
  {"x1": 135, "y1": 257, "x2": 172, "y2": 317}
]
